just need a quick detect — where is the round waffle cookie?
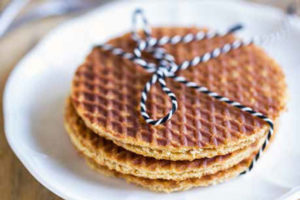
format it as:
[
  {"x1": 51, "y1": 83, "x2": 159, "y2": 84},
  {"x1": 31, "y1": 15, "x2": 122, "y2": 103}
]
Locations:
[
  {"x1": 65, "y1": 98, "x2": 268, "y2": 181},
  {"x1": 86, "y1": 156, "x2": 254, "y2": 193},
  {"x1": 70, "y1": 27, "x2": 287, "y2": 160}
]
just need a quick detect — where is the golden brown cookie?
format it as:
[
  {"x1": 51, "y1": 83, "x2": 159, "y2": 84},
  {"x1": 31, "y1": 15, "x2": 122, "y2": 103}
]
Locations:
[
  {"x1": 86, "y1": 156, "x2": 254, "y2": 193},
  {"x1": 65, "y1": 98, "x2": 268, "y2": 180},
  {"x1": 70, "y1": 27, "x2": 286, "y2": 160}
]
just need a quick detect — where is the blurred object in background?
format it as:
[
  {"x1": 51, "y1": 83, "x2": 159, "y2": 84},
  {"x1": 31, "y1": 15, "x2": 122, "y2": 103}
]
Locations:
[
  {"x1": 0, "y1": 0, "x2": 11, "y2": 11},
  {"x1": 0, "y1": 0, "x2": 108, "y2": 38},
  {"x1": 0, "y1": 0, "x2": 299, "y2": 39},
  {"x1": 0, "y1": 0, "x2": 30, "y2": 37},
  {"x1": 252, "y1": 0, "x2": 300, "y2": 15}
]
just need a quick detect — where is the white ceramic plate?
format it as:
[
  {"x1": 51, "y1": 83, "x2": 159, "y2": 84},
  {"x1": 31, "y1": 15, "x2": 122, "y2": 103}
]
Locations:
[{"x1": 3, "y1": 0, "x2": 300, "y2": 199}]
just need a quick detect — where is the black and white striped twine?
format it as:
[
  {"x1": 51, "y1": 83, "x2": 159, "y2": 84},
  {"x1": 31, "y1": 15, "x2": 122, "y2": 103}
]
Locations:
[{"x1": 96, "y1": 9, "x2": 275, "y2": 175}]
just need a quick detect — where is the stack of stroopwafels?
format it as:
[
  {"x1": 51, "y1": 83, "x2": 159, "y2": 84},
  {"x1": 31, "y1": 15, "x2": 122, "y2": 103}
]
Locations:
[{"x1": 64, "y1": 27, "x2": 287, "y2": 192}]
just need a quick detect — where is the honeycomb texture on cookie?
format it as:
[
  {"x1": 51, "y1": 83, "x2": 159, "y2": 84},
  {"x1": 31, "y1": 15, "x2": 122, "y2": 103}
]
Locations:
[
  {"x1": 71, "y1": 27, "x2": 286, "y2": 150},
  {"x1": 65, "y1": 99, "x2": 264, "y2": 180}
]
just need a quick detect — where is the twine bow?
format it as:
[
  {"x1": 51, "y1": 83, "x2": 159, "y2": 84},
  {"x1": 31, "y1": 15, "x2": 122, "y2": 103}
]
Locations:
[{"x1": 96, "y1": 9, "x2": 274, "y2": 174}]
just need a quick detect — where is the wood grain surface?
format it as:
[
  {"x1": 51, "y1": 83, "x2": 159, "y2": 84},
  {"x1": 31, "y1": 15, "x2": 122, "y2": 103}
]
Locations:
[
  {"x1": 0, "y1": 0, "x2": 296, "y2": 199},
  {"x1": 0, "y1": 14, "x2": 70, "y2": 200}
]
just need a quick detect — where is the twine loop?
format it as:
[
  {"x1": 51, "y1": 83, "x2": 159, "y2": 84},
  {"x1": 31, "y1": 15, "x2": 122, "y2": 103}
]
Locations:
[{"x1": 96, "y1": 9, "x2": 275, "y2": 173}]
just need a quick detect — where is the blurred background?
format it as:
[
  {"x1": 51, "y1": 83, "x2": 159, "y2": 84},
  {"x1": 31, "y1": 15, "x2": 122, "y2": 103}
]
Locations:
[{"x1": 0, "y1": 0, "x2": 299, "y2": 199}]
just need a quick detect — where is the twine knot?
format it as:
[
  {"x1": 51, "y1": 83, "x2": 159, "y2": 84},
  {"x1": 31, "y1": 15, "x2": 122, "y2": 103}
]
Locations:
[{"x1": 95, "y1": 9, "x2": 275, "y2": 174}]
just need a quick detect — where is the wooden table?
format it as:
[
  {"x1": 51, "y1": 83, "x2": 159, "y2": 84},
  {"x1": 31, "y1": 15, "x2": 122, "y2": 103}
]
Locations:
[
  {"x1": 0, "y1": 1, "x2": 296, "y2": 199},
  {"x1": 0, "y1": 14, "x2": 72, "y2": 200}
]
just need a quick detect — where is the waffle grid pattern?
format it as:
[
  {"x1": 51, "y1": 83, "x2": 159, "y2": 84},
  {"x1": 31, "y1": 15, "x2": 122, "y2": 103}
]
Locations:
[
  {"x1": 67, "y1": 100, "x2": 263, "y2": 174},
  {"x1": 71, "y1": 27, "x2": 286, "y2": 150}
]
